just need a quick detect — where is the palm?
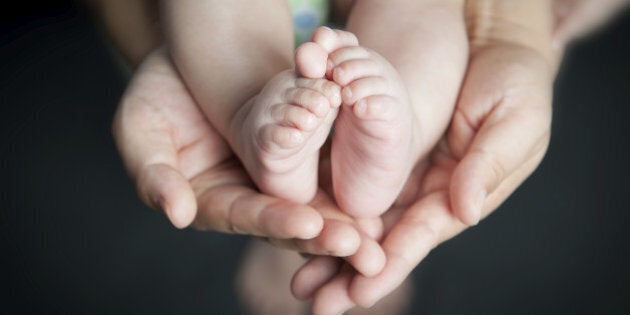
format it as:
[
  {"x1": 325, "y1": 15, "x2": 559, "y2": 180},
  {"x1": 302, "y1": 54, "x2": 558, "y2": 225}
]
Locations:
[
  {"x1": 297, "y1": 44, "x2": 554, "y2": 314},
  {"x1": 114, "y1": 49, "x2": 388, "y2": 273},
  {"x1": 135, "y1": 54, "x2": 239, "y2": 187},
  {"x1": 392, "y1": 44, "x2": 553, "y2": 237},
  {"x1": 114, "y1": 49, "x2": 256, "y2": 229},
  {"x1": 115, "y1": 49, "x2": 314, "y2": 237}
]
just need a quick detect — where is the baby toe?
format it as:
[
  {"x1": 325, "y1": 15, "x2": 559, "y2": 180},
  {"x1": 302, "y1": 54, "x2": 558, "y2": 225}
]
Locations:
[
  {"x1": 333, "y1": 58, "x2": 382, "y2": 86},
  {"x1": 283, "y1": 87, "x2": 331, "y2": 117},
  {"x1": 259, "y1": 124, "x2": 305, "y2": 151},
  {"x1": 296, "y1": 78, "x2": 342, "y2": 108},
  {"x1": 295, "y1": 42, "x2": 328, "y2": 79},
  {"x1": 352, "y1": 95, "x2": 399, "y2": 122},
  {"x1": 332, "y1": 29, "x2": 359, "y2": 47},
  {"x1": 272, "y1": 104, "x2": 319, "y2": 131},
  {"x1": 311, "y1": 26, "x2": 359, "y2": 53},
  {"x1": 328, "y1": 46, "x2": 371, "y2": 66},
  {"x1": 341, "y1": 76, "x2": 389, "y2": 106}
]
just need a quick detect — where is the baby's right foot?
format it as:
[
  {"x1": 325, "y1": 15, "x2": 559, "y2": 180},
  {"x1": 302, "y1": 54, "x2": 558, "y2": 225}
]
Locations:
[
  {"x1": 229, "y1": 66, "x2": 341, "y2": 204},
  {"x1": 308, "y1": 27, "x2": 422, "y2": 218}
]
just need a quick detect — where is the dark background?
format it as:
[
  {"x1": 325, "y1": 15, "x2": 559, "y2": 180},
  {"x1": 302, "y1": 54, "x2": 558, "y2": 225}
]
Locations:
[{"x1": 1, "y1": 2, "x2": 629, "y2": 314}]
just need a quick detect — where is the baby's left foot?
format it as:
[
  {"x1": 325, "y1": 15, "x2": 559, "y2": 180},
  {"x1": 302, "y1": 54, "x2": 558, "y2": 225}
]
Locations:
[
  {"x1": 230, "y1": 68, "x2": 340, "y2": 204},
  {"x1": 313, "y1": 28, "x2": 421, "y2": 218}
]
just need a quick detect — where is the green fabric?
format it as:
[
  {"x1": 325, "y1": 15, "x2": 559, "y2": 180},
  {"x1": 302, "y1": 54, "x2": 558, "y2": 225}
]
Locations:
[{"x1": 289, "y1": 0, "x2": 329, "y2": 45}]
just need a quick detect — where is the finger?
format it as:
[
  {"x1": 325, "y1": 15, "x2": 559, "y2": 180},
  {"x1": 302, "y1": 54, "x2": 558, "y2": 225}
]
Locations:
[
  {"x1": 194, "y1": 182, "x2": 324, "y2": 240},
  {"x1": 439, "y1": 142, "x2": 549, "y2": 242},
  {"x1": 355, "y1": 217, "x2": 384, "y2": 240},
  {"x1": 275, "y1": 191, "x2": 385, "y2": 275},
  {"x1": 291, "y1": 256, "x2": 342, "y2": 300},
  {"x1": 349, "y1": 192, "x2": 456, "y2": 308},
  {"x1": 270, "y1": 219, "x2": 361, "y2": 256},
  {"x1": 281, "y1": 219, "x2": 384, "y2": 276},
  {"x1": 342, "y1": 154, "x2": 548, "y2": 309},
  {"x1": 483, "y1": 139, "x2": 549, "y2": 212},
  {"x1": 344, "y1": 230, "x2": 386, "y2": 277},
  {"x1": 311, "y1": 265, "x2": 357, "y2": 315},
  {"x1": 136, "y1": 164, "x2": 197, "y2": 228},
  {"x1": 116, "y1": 129, "x2": 196, "y2": 229},
  {"x1": 113, "y1": 67, "x2": 196, "y2": 228},
  {"x1": 449, "y1": 103, "x2": 551, "y2": 225}
]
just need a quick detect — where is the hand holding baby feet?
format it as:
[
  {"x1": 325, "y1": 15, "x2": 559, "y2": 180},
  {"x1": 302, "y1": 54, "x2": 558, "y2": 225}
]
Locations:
[
  {"x1": 310, "y1": 27, "x2": 422, "y2": 218},
  {"x1": 229, "y1": 69, "x2": 341, "y2": 204}
]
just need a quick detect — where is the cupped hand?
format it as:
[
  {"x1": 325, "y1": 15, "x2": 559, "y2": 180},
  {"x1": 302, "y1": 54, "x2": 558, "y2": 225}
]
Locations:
[
  {"x1": 112, "y1": 47, "x2": 386, "y2": 275},
  {"x1": 554, "y1": 0, "x2": 628, "y2": 49},
  {"x1": 292, "y1": 42, "x2": 554, "y2": 315}
]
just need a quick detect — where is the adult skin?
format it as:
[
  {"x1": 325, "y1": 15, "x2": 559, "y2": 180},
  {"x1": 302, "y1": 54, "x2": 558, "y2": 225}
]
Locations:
[
  {"x1": 291, "y1": 1, "x2": 556, "y2": 313},
  {"x1": 553, "y1": 0, "x2": 629, "y2": 49},
  {"x1": 102, "y1": 0, "x2": 624, "y2": 313},
  {"x1": 113, "y1": 47, "x2": 391, "y2": 275},
  {"x1": 288, "y1": 0, "x2": 630, "y2": 312}
]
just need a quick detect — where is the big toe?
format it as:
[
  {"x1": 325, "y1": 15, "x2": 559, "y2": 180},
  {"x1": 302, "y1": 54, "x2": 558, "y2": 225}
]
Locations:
[
  {"x1": 311, "y1": 26, "x2": 359, "y2": 53},
  {"x1": 295, "y1": 42, "x2": 328, "y2": 79}
]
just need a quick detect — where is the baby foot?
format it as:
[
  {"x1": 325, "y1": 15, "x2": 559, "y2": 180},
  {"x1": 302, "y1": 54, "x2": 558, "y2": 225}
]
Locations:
[
  {"x1": 310, "y1": 27, "x2": 421, "y2": 218},
  {"x1": 229, "y1": 63, "x2": 341, "y2": 204}
]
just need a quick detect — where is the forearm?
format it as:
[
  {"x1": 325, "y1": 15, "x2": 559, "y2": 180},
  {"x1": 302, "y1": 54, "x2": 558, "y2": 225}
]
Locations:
[
  {"x1": 86, "y1": 0, "x2": 161, "y2": 68},
  {"x1": 466, "y1": 0, "x2": 556, "y2": 66},
  {"x1": 160, "y1": 0, "x2": 294, "y2": 136},
  {"x1": 554, "y1": 0, "x2": 629, "y2": 49}
]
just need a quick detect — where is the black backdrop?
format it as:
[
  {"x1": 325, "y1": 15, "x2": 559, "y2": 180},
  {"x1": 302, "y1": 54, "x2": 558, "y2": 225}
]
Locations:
[{"x1": 1, "y1": 2, "x2": 629, "y2": 314}]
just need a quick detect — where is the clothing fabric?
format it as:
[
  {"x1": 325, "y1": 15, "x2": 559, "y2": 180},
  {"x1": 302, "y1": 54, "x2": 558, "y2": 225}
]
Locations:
[{"x1": 289, "y1": 0, "x2": 330, "y2": 45}]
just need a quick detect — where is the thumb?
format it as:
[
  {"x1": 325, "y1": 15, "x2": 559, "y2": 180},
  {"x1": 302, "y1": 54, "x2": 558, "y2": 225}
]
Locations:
[
  {"x1": 136, "y1": 163, "x2": 197, "y2": 229},
  {"x1": 449, "y1": 104, "x2": 551, "y2": 225},
  {"x1": 112, "y1": 62, "x2": 197, "y2": 228},
  {"x1": 113, "y1": 105, "x2": 197, "y2": 228}
]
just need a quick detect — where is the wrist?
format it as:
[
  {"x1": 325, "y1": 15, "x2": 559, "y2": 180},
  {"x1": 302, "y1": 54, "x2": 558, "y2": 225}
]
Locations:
[{"x1": 465, "y1": 0, "x2": 558, "y2": 68}]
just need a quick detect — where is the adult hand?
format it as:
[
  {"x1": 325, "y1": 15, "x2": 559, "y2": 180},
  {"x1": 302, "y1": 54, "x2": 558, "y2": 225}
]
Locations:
[
  {"x1": 112, "y1": 48, "x2": 386, "y2": 275},
  {"x1": 112, "y1": 47, "x2": 317, "y2": 233},
  {"x1": 554, "y1": 0, "x2": 629, "y2": 49},
  {"x1": 292, "y1": 35, "x2": 555, "y2": 315}
]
